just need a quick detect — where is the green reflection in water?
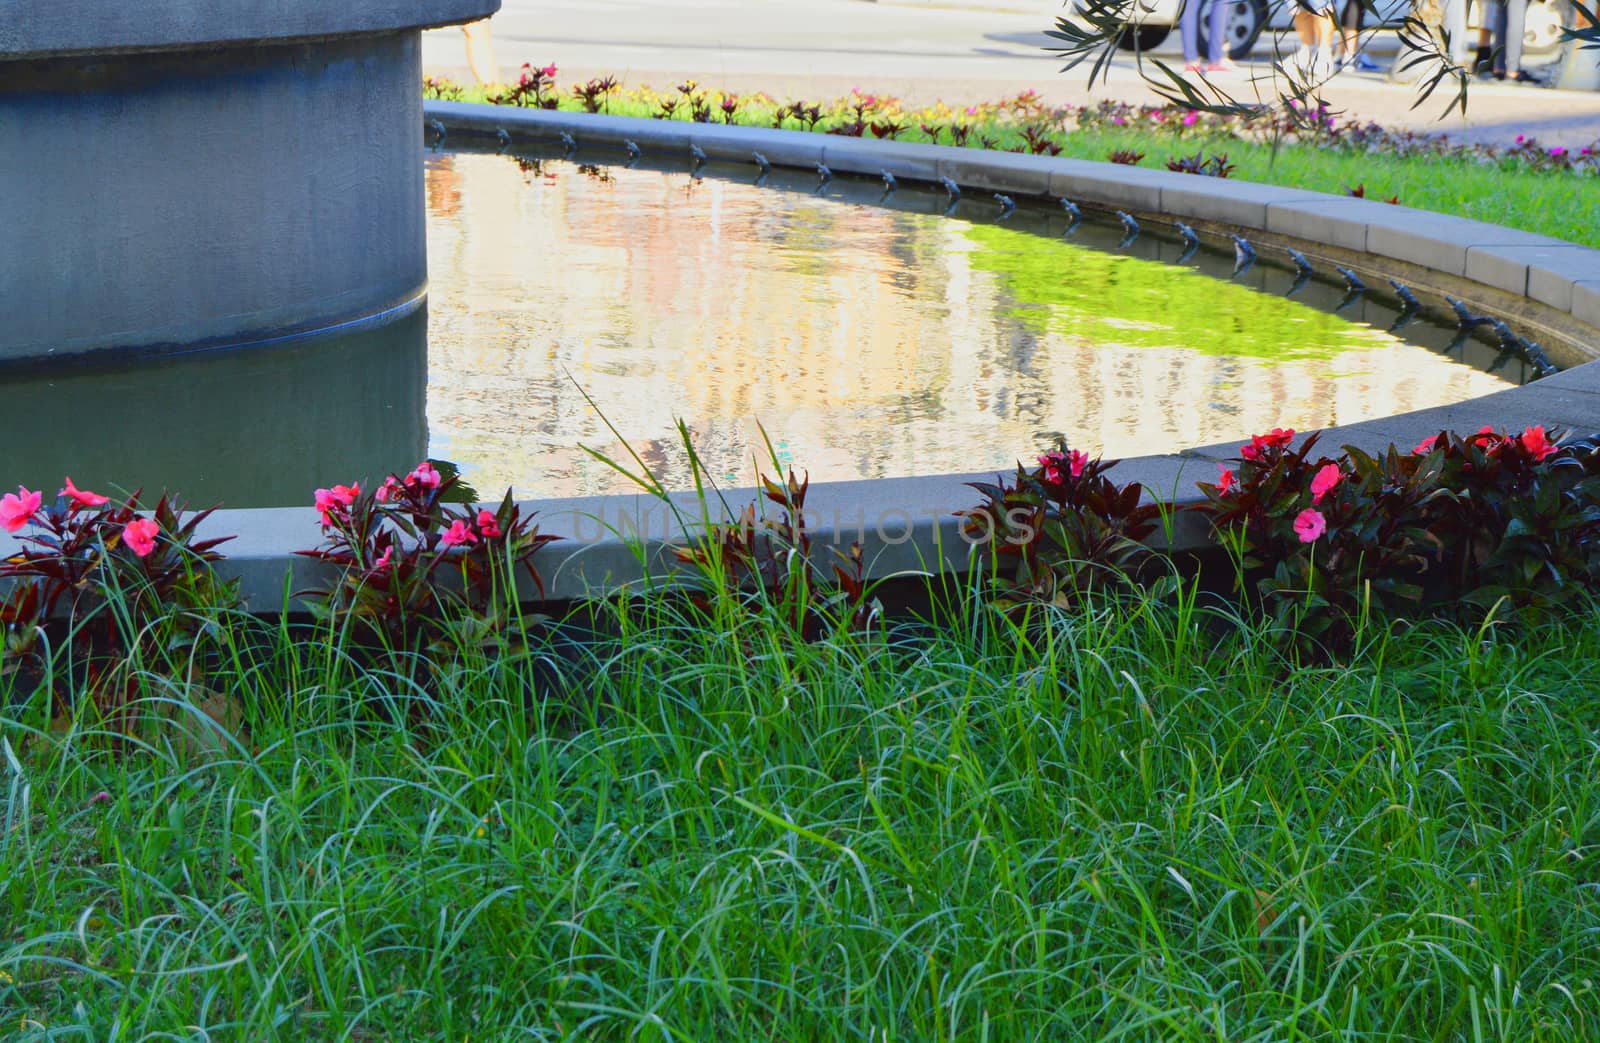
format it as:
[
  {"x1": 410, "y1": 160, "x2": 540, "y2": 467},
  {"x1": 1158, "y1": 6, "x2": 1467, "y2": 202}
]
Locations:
[{"x1": 961, "y1": 223, "x2": 1379, "y2": 361}]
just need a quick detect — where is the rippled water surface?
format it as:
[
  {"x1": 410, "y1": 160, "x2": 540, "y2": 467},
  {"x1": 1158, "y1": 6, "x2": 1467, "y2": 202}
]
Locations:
[{"x1": 424, "y1": 151, "x2": 1517, "y2": 499}]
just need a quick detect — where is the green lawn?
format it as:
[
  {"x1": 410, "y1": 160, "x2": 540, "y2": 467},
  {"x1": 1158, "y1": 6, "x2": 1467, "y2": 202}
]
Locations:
[{"x1": 5, "y1": 584, "x2": 1599, "y2": 1039}]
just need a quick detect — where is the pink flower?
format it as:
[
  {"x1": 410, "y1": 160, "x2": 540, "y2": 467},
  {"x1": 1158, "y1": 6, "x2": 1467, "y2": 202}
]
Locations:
[
  {"x1": 60, "y1": 477, "x2": 109, "y2": 509},
  {"x1": 123, "y1": 517, "x2": 159, "y2": 557},
  {"x1": 373, "y1": 546, "x2": 394, "y2": 572},
  {"x1": 375, "y1": 476, "x2": 401, "y2": 503},
  {"x1": 1293, "y1": 509, "x2": 1326, "y2": 544},
  {"x1": 1038, "y1": 448, "x2": 1089, "y2": 484},
  {"x1": 406, "y1": 462, "x2": 441, "y2": 490},
  {"x1": 439, "y1": 519, "x2": 478, "y2": 547},
  {"x1": 1520, "y1": 425, "x2": 1556, "y2": 461},
  {"x1": 1310, "y1": 463, "x2": 1342, "y2": 505},
  {"x1": 1551, "y1": 147, "x2": 1567, "y2": 158},
  {"x1": 0, "y1": 486, "x2": 42, "y2": 533},
  {"x1": 476, "y1": 509, "x2": 503, "y2": 539},
  {"x1": 89, "y1": 791, "x2": 111, "y2": 805},
  {"x1": 542, "y1": 64, "x2": 558, "y2": 78},
  {"x1": 1182, "y1": 111, "x2": 1199, "y2": 127},
  {"x1": 1240, "y1": 428, "x2": 1294, "y2": 461},
  {"x1": 1413, "y1": 435, "x2": 1438, "y2": 455},
  {"x1": 1216, "y1": 467, "x2": 1235, "y2": 494},
  {"x1": 313, "y1": 483, "x2": 360, "y2": 526}
]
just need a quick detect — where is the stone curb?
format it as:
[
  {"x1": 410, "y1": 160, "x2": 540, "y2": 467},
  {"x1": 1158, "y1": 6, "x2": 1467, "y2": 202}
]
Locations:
[{"x1": 6, "y1": 103, "x2": 1596, "y2": 610}]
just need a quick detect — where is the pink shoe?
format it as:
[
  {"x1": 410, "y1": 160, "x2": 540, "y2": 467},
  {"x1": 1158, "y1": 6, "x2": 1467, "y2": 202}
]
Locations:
[
  {"x1": 1206, "y1": 59, "x2": 1238, "y2": 73},
  {"x1": 1184, "y1": 61, "x2": 1206, "y2": 74}
]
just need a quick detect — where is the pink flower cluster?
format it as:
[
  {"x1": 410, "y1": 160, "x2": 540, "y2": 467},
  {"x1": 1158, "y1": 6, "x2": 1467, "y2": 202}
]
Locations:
[
  {"x1": 1239, "y1": 428, "x2": 1294, "y2": 462},
  {"x1": 1038, "y1": 448, "x2": 1089, "y2": 484},
  {"x1": 312, "y1": 461, "x2": 504, "y2": 555},
  {"x1": 376, "y1": 461, "x2": 442, "y2": 504},
  {"x1": 2, "y1": 480, "x2": 161, "y2": 558},
  {"x1": 1412, "y1": 424, "x2": 1556, "y2": 461},
  {"x1": 314, "y1": 483, "x2": 361, "y2": 526},
  {"x1": 440, "y1": 510, "x2": 503, "y2": 548}
]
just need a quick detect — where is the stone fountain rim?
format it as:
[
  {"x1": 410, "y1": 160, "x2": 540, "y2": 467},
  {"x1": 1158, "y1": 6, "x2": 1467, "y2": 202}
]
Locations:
[{"x1": 0, "y1": 0, "x2": 501, "y2": 61}]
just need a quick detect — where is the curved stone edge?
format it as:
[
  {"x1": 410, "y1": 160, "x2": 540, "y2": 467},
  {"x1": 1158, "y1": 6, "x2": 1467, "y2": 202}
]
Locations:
[
  {"x1": 6, "y1": 105, "x2": 1598, "y2": 611},
  {"x1": 1, "y1": 1, "x2": 500, "y2": 60}
]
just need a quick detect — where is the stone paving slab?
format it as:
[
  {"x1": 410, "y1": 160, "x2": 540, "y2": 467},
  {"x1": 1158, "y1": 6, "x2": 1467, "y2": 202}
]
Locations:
[
  {"x1": 1155, "y1": 181, "x2": 1326, "y2": 229},
  {"x1": 1365, "y1": 211, "x2": 1558, "y2": 279},
  {"x1": 1263, "y1": 197, "x2": 1388, "y2": 253},
  {"x1": 1466, "y1": 243, "x2": 1600, "y2": 303},
  {"x1": 1575, "y1": 281, "x2": 1600, "y2": 328},
  {"x1": 1047, "y1": 162, "x2": 1167, "y2": 211},
  {"x1": 819, "y1": 138, "x2": 954, "y2": 184}
]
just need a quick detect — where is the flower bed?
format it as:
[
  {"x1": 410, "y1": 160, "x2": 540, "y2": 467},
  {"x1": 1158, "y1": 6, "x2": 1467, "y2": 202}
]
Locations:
[{"x1": 424, "y1": 68, "x2": 1600, "y2": 246}]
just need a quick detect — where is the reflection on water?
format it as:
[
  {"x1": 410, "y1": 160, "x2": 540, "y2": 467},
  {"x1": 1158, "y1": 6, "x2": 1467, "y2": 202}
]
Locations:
[
  {"x1": 0, "y1": 153, "x2": 1521, "y2": 510},
  {"x1": 3, "y1": 309, "x2": 428, "y2": 508},
  {"x1": 424, "y1": 152, "x2": 1516, "y2": 498}
]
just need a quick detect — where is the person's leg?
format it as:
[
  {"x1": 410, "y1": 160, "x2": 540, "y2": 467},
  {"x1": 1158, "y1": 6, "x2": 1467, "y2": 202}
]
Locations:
[
  {"x1": 1207, "y1": 0, "x2": 1233, "y2": 64},
  {"x1": 1180, "y1": 0, "x2": 1203, "y2": 66},
  {"x1": 1476, "y1": 0, "x2": 1498, "y2": 70},
  {"x1": 1442, "y1": 0, "x2": 1470, "y2": 64},
  {"x1": 1290, "y1": 6, "x2": 1324, "y2": 76},
  {"x1": 1503, "y1": 0, "x2": 1527, "y2": 75},
  {"x1": 1316, "y1": 9, "x2": 1338, "y2": 59},
  {"x1": 462, "y1": 19, "x2": 500, "y2": 86}
]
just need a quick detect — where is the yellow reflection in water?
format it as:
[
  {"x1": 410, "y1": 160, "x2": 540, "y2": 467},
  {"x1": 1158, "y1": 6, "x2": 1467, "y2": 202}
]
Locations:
[{"x1": 423, "y1": 153, "x2": 1512, "y2": 498}]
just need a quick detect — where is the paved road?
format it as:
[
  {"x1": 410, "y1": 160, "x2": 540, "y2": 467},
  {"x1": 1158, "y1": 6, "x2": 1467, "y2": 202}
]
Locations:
[{"x1": 422, "y1": 0, "x2": 1600, "y2": 147}]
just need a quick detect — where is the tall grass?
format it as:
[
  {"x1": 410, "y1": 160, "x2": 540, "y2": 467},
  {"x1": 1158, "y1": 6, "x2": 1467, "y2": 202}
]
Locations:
[{"x1": 4, "y1": 574, "x2": 1599, "y2": 1039}]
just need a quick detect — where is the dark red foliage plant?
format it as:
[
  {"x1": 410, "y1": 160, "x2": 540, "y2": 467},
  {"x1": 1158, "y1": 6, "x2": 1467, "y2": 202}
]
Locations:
[
  {"x1": 0, "y1": 480, "x2": 238, "y2": 719},
  {"x1": 1194, "y1": 424, "x2": 1600, "y2": 657},
  {"x1": 960, "y1": 445, "x2": 1166, "y2": 610},
  {"x1": 296, "y1": 461, "x2": 560, "y2": 659},
  {"x1": 571, "y1": 75, "x2": 619, "y2": 114},
  {"x1": 489, "y1": 63, "x2": 561, "y2": 110},
  {"x1": 671, "y1": 469, "x2": 880, "y2": 642},
  {"x1": 1165, "y1": 150, "x2": 1235, "y2": 177}
]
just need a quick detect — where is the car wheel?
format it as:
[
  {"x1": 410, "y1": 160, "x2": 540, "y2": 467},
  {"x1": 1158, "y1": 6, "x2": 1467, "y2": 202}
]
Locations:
[
  {"x1": 1115, "y1": 26, "x2": 1173, "y2": 51},
  {"x1": 1522, "y1": 0, "x2": 1567, "y2": 55},
  {"x1": 1198, "y1": 0, "x2": 1268, "y2": 61}
]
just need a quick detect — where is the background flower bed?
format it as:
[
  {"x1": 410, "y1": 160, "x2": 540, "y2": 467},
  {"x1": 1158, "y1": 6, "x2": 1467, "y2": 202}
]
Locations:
[{"x1": 424, "y1": 72, "x2": 1600, "y2": 249}]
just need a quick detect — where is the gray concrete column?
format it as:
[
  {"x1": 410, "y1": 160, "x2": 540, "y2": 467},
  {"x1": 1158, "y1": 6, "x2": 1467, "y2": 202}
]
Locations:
[{"x1": 0, "y1": 0, "x2": 497, "y2": 365}]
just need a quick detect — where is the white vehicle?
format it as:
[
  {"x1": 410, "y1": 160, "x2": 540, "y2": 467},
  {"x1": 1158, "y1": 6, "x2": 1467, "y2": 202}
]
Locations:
[{"x1": 1076, "y1": 0, "x2": 1573, "y2": 63}]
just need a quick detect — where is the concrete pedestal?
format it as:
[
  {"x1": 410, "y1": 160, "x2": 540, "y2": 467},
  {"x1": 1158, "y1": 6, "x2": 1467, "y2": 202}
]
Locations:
[{"x1": 0, "y1": 1, "x2": 497, "y2": 365}]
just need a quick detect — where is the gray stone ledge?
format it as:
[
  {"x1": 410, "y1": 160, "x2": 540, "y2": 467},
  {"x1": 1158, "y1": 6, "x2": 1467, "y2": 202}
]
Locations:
[
  {"x1": 1576, "y1": 282, "x2": 1600, "y2": 329},
  {"x1": 1048, "y1": 163, "x2": 1166, "y2": 212},
  {"x1": 9, "y1": 103, "x2": 1594, "y2": 611},
  {"x1": 1462, "y1": 245, "x2": 1600, "y2": 312},
  {"x1": 1365, "y1": 212, "x2": 1558, "y2": 279},
  {"x1": 1, "y1": 1, "x2": 500, "y2": 60},
  {"x1": 1263, "y1": 197, "x2": 1386, "y2": 253}
]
